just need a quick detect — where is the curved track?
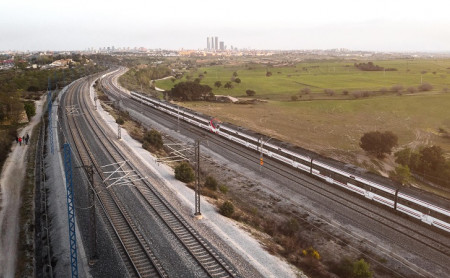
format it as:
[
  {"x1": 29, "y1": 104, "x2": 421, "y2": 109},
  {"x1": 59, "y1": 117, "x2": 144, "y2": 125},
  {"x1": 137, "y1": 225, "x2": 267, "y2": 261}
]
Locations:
[{"x1": 62, "y1": 76, "x2": 238, "y2": 277}]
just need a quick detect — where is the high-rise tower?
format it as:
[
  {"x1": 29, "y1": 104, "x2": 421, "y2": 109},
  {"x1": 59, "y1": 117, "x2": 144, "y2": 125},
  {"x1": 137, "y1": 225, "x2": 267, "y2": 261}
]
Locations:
[{"x1": 214, "y1": 37, "x2": 219, "y2": 50}]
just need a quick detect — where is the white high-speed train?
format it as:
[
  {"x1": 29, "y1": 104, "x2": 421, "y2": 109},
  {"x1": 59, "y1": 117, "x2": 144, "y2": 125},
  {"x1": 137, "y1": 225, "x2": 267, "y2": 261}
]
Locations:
[{"x1": 130, "y1": 91, "x2": 450, "y2": 233}]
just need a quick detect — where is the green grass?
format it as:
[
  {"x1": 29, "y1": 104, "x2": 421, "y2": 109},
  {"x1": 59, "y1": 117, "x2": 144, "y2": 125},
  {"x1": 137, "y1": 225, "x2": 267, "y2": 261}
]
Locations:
[{"x1": 156, "y1": 59, "x2": 450, "y2": 100}]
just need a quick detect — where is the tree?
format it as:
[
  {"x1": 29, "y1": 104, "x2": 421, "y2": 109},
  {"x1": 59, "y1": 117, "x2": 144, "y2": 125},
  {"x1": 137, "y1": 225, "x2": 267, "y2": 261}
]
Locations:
[
  {"x1": 407, "y1": 86, "x2": 417, "y2": 94},
  {"x1": 418, "y1": 145, "x2": 446, "y2": 174},
  {"x1": 389, "y1": 165, "x2": 411, "y2": 185},
  {"x1": 232, "y1": 71, "x2": 238, "y2": 77},
  {"x1": 234, "y1": 78, "x2": 241, "y2": 84},
  {"x1": 214, "y1": 81, "x2": 222, "y2": 88},
  {"x1": 23, "y1": 102, "x2": 35, "y2": 120},
  {"x1": 266, "y1": 71, "x2": 272, "y2": 77},
  {"x1": 224, "y1": 81, "x2": 233, "y2": 89},
  {"x1": 395, "y1": 148, "x2": 412, "y2": 166},
  {"x1": 168, "y1": 81, "x2": 213, "y2": 101},
  {"x1": 246, "y1": 89, "x2": 256, "y2": 96},
  {"x1": 174, "y1": 162, "x2": 195, "y2": 183},
  {"x1": 360, "y1": 131, "x2": 398, "y2": 158},
  {"x1": 291, "y1": 95, "x2": 298, "y2": 101}
]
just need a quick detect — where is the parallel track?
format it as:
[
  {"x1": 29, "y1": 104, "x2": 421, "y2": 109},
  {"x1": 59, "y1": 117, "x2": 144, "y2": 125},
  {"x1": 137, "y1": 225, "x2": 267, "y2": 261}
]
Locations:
[
  {"x1": 63, "y1": 79, "x2": 166, "y2": 278},
  {"x1": 64, "y1": 76, "x2": 238, "y2": 277}
]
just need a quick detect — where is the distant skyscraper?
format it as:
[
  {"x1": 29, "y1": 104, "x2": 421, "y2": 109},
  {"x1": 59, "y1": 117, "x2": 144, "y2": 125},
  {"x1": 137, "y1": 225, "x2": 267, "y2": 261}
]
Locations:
[
  {"x1": 207, "y1": 37, "x2": 210, "y2": 50},
  {"x1": 219, "y1": 41, "x2": 224, "y2": 51},
  {"x1": 215, "y1": 37, "x2": 218, "y2": 50}
]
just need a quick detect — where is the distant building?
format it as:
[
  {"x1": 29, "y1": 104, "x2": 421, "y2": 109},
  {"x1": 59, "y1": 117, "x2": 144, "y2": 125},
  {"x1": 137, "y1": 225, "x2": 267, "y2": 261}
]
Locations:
[
  {"x1": 220, "y1": 41, "x2": 224, "y2": 51},
  {"x1": 215, "y1": 37, "x2": 218, "y2": 50},
  {"x1": 207, "y1": 37, "x2": 210, "y2": 50}
]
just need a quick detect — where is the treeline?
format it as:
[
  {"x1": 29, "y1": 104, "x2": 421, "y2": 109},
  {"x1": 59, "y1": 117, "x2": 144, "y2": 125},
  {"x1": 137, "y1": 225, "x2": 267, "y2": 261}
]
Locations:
[
  {"x1": 119, "y1": 66, "x2": 171, "y2": 94},
  {"x1": 354, "y1": 62, "x2": 397, "y2": 71},
  {"x1": 395, "y1": 146, "x2": 450, "y2": 187},
  {"x1": 0, "y1": 65, "x2": 102, "y2": 93}
]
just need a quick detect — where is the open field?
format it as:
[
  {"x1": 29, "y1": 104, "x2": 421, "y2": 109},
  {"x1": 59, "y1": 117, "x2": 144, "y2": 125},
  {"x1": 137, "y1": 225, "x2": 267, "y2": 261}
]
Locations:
[{"x1": 156, "y1": 59, "x2": 450, "y2": 100}]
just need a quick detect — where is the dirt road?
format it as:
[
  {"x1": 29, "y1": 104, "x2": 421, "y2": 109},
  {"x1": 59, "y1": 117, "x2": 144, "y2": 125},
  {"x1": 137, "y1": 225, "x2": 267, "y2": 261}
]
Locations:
[{"x1": 0, "y1": 97, "x2": 44, "y2": 278}]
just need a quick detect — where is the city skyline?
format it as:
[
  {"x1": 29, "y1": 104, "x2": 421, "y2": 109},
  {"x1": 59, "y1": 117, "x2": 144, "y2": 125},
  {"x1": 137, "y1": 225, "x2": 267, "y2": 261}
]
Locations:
[{"x1": 2, "y1": 0, "x2": 450, "y2": 52}]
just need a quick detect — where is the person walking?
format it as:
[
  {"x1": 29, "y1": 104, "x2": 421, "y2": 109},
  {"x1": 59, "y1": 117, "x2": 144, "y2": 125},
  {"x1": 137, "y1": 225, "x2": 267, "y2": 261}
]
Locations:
[
  {"x1": 25, "y1": 133, "x2": 29, "y2": 145},
  {"x1": 15, "y1": 136, "x2": 19, "y2": 144},
  {"x1": 18, "y1": 136, "x2": 22, "y2": 146}
]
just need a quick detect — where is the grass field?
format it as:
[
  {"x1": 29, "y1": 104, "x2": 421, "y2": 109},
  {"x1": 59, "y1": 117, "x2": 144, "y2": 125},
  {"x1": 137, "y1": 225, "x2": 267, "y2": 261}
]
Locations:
[{"x1": 156, "y1": 59, "x2": 450, "y2": 100}]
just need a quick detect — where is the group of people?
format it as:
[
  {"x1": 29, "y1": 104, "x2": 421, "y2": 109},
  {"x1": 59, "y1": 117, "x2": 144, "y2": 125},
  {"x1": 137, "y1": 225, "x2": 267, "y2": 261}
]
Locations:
[{"x1": 16, "y1": 133, "x2": 30, "y2": 146}]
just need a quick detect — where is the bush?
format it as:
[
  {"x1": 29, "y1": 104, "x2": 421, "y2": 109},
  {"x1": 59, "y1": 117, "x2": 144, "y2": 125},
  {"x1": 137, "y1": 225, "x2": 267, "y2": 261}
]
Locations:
[
  {"x1": 290, "y1": 95, "x2": 298, "y2": 101},
  {"x1": 391, "y1": 84, "x2": 404, "y2": 93},
  {"x1": 407, "y1": 86, "x2": 417, "y2": 94},
  {"x1": 266, "y1": 71, "x2": 272, "y2": 77},
  {"x1": 143, "y1": 129, "x2": 163, "y2": 150},
  {"x1": 174, "y1": 162, "x2": 195, "y2": 183},
  {"x1": 204, "y1": 175, "x2": 218, "y2": 190},
  {"x1": 220, "y1": 201, "x2": 234, "y2": 217},
  {"x1": 116, "y1": 118, "x2": 125, "y2": 125},
  {"x1": 246, "y1": 89, "x2": 256, "y2": 97},
  {"x1": 234, "y1": 78, "x2": 241, "y2": 84}
]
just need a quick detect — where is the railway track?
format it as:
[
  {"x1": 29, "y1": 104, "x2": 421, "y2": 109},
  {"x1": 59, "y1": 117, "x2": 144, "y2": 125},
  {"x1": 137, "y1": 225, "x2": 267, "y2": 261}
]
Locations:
[
  {"x1": 99, "y1": 71, "x2": 450, "y2": 277},
  {"x1": 63, "y1": 76, "x2": 238, "y2": 277},
  {"x1": 63, "y1": 79, "x2": 166, "y2": 278}
]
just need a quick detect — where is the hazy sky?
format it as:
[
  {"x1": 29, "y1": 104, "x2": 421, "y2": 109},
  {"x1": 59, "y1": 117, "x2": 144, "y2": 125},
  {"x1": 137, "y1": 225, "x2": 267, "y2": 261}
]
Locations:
[{"x1": 2, "y1": 0, "x2": 450, "y2": 52}]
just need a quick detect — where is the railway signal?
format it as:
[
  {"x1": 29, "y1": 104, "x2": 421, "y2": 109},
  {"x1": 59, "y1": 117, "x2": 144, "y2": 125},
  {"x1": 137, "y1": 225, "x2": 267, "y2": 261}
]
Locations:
[{"x1": 260, "y1": 157, "x2": 264, "y2": 165}]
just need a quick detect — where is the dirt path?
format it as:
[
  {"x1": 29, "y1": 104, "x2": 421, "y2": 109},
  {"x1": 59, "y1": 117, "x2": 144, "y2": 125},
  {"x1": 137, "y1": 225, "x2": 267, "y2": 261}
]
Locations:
[{"x1": 0, "y1": 97, "x2": 45, "y2": 278}]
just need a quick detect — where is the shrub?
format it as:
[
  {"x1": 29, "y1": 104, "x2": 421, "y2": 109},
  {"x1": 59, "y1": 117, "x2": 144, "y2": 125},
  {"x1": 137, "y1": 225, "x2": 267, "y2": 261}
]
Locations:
[
  {"x1": 290, "y1": 95, "x2": 298, "y2": 101},
  {"x1": 418, "y1": 82, "x2": 433, "y2": 91},
  {"x1": 174, "y1": 162, "x2": 195, "y2": 183},
  {"x1": 301, "y1": 87, "x2": 311, "y2": 94},
  {"x1": 342, "y1": 90, "x2": 349, "y2": 95},
  {"x1": 143, "y1": 129, "x2": 163, "y2": 150},
  {"x1": 266, "y1": 71, "x2": 272, "y2": 77},
  {"x1": 219, "y1": 184, "x2": 229, "y2": 194},
  {"x1": 220, "y1": 201, "x2": 234, "y2": 217},
  {"x1": 302, "y1": 247, "x2": 320, "y2": 260},
  {"x1": 204, "y1": 175, "x2": 218, "y2": 190},
  {"x1": 234, "y1": 78, "x2": 241, "y2": 84}
]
